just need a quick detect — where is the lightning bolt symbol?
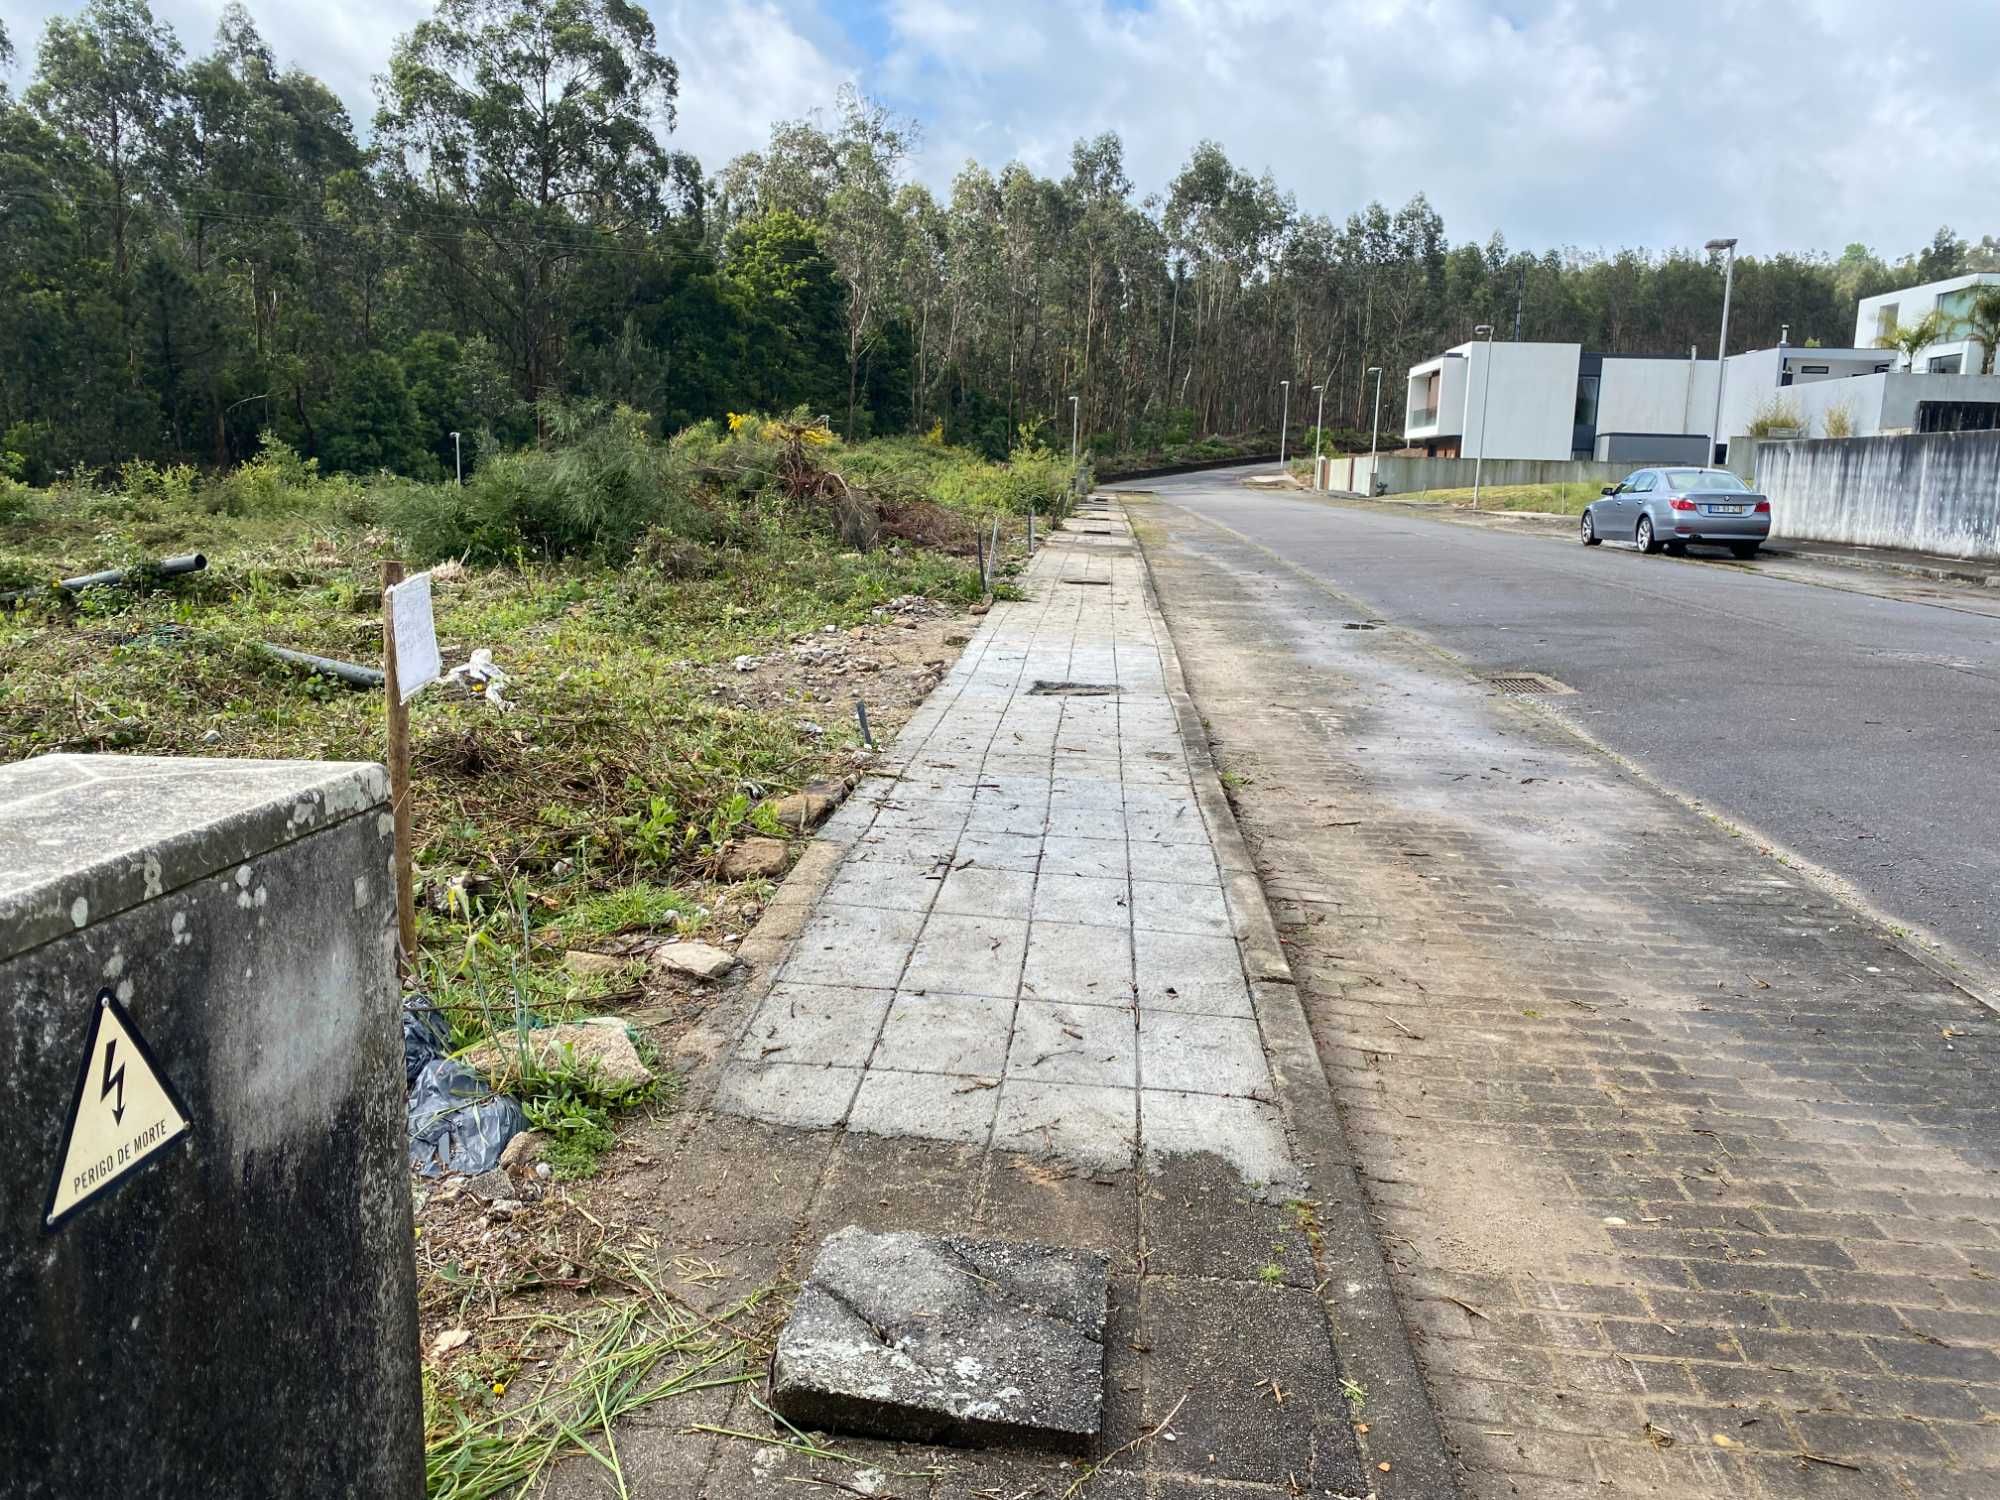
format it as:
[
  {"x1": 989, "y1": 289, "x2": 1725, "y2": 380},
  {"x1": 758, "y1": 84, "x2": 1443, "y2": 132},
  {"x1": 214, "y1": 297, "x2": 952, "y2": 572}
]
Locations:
[{"x1": 101, "y1": 1037, "x2": 127, "y2": 1125}]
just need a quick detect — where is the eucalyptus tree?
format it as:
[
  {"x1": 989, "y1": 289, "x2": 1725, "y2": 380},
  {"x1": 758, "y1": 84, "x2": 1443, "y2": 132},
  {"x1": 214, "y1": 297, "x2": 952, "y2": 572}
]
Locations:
[
  {"x1": 27, "y1": 0, "x2": 184, "y2": 285},
  {"x1": 375, "y1": 0, "x2": 681, "y2": 405}
]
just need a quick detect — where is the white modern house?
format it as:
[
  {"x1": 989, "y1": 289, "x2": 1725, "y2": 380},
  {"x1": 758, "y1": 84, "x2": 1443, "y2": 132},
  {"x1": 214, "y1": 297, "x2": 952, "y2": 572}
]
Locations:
[
  {"x1": 1855, "y1": 272, "x2": 2000, "y2": 374},
  {"x1": 1398, "y1": 337, "x2": 1999, "y2": 466}
]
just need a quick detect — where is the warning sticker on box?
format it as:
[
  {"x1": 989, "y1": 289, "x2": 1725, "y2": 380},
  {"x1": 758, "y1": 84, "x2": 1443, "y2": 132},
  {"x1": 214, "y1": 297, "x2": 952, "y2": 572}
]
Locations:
[{"x1": 45, "y1": 990, "x2": 191, "y2": 1230}]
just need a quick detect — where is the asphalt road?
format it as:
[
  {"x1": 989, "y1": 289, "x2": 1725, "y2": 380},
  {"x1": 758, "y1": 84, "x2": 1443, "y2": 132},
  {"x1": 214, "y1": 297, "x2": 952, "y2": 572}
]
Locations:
[{"x1": 1128, "y1": 466, "x2": 2000, "y2": 976}]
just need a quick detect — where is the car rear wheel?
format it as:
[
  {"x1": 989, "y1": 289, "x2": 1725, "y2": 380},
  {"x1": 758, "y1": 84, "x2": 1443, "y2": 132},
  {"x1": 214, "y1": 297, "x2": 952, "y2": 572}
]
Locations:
[
  {"x1": 1729, "y1": 542, "x2": 1760, "y2": 559},
  {"x1": 1580, "y1": 511, "x2": 1601, "y2": 546},
  {"x1": 1635, "y1": 516, "x2": 1659, "y2": 554}
]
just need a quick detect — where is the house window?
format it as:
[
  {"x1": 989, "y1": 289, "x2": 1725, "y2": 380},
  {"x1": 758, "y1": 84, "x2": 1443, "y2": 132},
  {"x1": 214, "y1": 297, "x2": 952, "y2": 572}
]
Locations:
[
  {"x1": 1800, "y1": 364, "x2": 1830, "y2": 374},
  {"x1": 1875, "y1": 304, "x2": 1899, "y2": 341},
  {"x1": 1929, "y1": 353, "x2": 1964, "y2": 374},
  {"x1": 1573, "y1": 376, "x2": 1600, "y2": 427}
]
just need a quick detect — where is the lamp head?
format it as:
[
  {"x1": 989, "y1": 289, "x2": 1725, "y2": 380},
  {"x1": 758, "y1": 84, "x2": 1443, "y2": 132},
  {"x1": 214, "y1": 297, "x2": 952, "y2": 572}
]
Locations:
[
  {"x1": 1474, "y1": 324, "x2": 1493, "y2": 337},
  {"x1": 1367, "y1": 365, "x2": 1382, "y2": 374},
  {"x1": 1704, "y1": 237, "x2": 1737, "y2": 252}
]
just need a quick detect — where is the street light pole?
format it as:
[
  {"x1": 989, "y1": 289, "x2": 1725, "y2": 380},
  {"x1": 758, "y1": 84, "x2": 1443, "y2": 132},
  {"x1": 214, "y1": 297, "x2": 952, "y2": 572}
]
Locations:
[
  {"x1": 1704, "y1": 237, "x2": 1738, "y2": 465},
  {"x1": 1311, "y1": 383, "x2": 1326, "y2": 487},
  {"x1": 1278, "y1": 379, "x2": 1291, "y2": 469},
  {"x1": 1068, "y1": 395, "x2": 1079, "y2": 470},
  {"x1": 450, "y1": 431, "x2": 462, "y2": 486},
  {"x1": 1367, "y1": 364, "x2": 1383, "y2": 467},
  {"x1": 1472, "y1": 325, "x2": 1495, "y2": 508}
]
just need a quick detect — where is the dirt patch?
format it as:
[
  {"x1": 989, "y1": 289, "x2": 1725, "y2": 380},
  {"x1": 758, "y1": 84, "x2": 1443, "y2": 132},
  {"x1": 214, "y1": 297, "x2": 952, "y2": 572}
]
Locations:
[{"x1": 701, "y1": 593, "x2": 958, "y2": 732}]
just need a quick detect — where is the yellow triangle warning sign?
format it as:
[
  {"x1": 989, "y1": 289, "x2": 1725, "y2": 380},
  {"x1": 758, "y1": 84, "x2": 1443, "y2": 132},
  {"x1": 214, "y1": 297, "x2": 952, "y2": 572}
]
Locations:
[{"x1": 45, "y1": 989, "x2": 191, "y2": 1230}]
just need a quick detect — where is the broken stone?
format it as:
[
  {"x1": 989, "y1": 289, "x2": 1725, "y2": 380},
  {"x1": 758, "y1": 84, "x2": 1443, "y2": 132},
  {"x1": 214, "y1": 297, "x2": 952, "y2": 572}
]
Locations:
[
  {"x1": 762, "y1": 778, "x2": 849, "y2": 833},
  {"x1": 650, "y1": 940, "x2": 738, "y2": 980},
  {"x1": 718, "y1": 836, "x2": 790, "y2": 881},
  {"x1": 463, "y1": 1167, "x2": 514, "y2": 1202},
  {"x1": 770, "y1": 1226, "x2": 1110, "y2": 1451},
  {"x1": 499, "y1": 1131, "x2": 546, "y2": 1176},
  {"x1": 562, "y1": 949, "x2": 631, "y2": 979},
  {"x1": 461, "y1": 1017, "x2": 651, "y2": 1093},
  {"x1": 943, "y1": 632, "x2": 971, "y2": 646}
]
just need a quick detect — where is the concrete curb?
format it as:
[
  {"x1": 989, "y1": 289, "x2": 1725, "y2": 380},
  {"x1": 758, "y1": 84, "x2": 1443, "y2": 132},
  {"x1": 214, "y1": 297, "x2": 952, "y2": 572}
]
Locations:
[
  {"x1": 1122, "y1": 493, "x2": 1463, "y2": 1500},
  {"x1": 1303, "y1": 485, "x2": 2000, "y2": 589}
]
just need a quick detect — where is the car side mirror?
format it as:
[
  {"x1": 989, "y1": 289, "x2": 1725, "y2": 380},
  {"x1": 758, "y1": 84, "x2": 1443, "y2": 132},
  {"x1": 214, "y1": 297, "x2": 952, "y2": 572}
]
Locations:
[{"x1": 1601, "y1": 485, "x2": 1618, "y2": 496}]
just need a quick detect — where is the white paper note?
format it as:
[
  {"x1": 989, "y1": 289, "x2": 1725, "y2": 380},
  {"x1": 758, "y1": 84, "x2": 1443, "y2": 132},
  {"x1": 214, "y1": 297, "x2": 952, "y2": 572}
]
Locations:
[{"x1": 388, "y1": 572, "x2": 440, "y2": 702}]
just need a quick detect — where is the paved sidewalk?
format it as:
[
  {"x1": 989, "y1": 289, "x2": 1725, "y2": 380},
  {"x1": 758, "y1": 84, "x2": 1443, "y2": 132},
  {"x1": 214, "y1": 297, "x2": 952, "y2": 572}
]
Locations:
[
  {"x1": 546, "y1": 501, "x2": 1455, "y2": 1497},
  {"x1": 716, "y1": 508, "x2": 1296, "y2": 1183},
  {"x1": 1132, "y1": 490, "x2": 2000, "y2": 1500}
]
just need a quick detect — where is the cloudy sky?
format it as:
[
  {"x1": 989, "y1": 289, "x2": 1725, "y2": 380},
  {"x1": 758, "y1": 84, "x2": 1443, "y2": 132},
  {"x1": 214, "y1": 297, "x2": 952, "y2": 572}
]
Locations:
[{"x1": 5, "y1": 0, "x2": 1996, "y2": 259}]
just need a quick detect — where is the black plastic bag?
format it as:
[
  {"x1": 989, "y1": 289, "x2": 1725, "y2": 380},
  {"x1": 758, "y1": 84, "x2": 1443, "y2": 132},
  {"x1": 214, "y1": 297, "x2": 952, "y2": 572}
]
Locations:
[
  {"x1": 402, "y1": 998, "x2": 453, "y2": 1087},
  {"x1": 407, "y1": 1058, "x2": 525, "y2": 1177}
]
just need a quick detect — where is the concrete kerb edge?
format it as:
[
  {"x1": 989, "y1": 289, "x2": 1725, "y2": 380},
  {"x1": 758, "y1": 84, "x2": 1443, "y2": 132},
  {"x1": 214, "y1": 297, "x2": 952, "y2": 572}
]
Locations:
[
  {"x1": 1306, "y1": 482, "x2": 2000, "y2": 598},
  {"x1": 1521, "y1": 697, "x2": 2000, "y2": 1018},
  {"x1": 1118, "y1": 493, "x2": 1464, "y2": 1500},
  {"x1": 1166, "y1": 486, "x2": 2000, "y2": 1020}
]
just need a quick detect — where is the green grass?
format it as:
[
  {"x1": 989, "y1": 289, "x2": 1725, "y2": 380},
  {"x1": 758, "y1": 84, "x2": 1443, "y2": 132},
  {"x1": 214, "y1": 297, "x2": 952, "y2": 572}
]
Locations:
[
  {"x1": 423, "y1": 1254, "x2": 768, "y2": 1499},
  {"x1": 1405, "y1": 481, "x2": 1608, "y2": 515},
  {"x1": 0, "y1": 426, "x2": 1001, "y2": 1103}
]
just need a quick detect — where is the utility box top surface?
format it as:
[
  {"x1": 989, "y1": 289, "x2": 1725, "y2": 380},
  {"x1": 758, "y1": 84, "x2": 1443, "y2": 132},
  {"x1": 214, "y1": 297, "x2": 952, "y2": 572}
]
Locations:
[{"x1": 0, "y1": 753, "x2": 389, "y2": 960}]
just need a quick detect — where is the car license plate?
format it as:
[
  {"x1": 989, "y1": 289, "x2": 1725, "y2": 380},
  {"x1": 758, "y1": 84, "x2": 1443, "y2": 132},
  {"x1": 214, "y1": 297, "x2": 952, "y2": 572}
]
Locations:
[{"x1": 1710, "y1": 504, "x2": 1746, "y2": 514}]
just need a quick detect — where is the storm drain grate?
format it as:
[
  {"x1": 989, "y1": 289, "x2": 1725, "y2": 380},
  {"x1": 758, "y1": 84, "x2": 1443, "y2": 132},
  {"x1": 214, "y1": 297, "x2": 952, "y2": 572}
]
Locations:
[
  {"x1": 1028, "y1": 681, "x2": 1123, "y2": 697},
  {"x1": 1488, "y1": 672, "x2": 1575, "y2": 696},
  {"x1": 1064, "y1": 578, "x2": 1112, "y2": 586}
]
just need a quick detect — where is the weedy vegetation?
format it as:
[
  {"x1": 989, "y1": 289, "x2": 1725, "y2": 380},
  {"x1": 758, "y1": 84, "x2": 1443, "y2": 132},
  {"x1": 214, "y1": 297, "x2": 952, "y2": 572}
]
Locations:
[{"x1": 3, "y1": 402, "x2": 1081, "y2": 1486}]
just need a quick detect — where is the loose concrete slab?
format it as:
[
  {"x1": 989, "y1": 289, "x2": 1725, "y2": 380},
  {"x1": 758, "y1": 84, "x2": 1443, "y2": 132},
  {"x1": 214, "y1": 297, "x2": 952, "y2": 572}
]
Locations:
[{"x1": 771, "y1": 1226, "x2": 1110, "y2": 1451}]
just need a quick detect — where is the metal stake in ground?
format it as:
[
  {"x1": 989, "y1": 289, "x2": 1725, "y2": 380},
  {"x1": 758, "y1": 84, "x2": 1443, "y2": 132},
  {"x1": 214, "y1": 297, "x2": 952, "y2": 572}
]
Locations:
[
  {"x1": 990, "y1": 517, "x2": 1002, "y2": 580},
  {"x1": 854, "y1": 699, "x2": 875, "y2": 750},
  {"x1": 974, "y1": 527, "x2": 988, "y2": 594},
  {"x1": 380, "y1": 560, "x2": 417, "y2": 972},
  {"x1": 1028, "y1": 509, "x2": 1036, "y2": 554}
]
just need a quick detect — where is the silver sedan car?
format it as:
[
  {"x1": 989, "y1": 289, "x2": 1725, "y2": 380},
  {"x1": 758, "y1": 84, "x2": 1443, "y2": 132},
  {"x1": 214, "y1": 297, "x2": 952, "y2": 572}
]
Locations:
[{"x1": 1580, "y1": 467, "x2": 1771, "y2": 558}]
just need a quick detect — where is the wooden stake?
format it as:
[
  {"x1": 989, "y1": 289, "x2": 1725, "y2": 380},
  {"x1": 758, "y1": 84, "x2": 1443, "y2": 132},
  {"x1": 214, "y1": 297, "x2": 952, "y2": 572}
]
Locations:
[{"x1": 381, "y1": 560, "x2": 417, "y2": 973}]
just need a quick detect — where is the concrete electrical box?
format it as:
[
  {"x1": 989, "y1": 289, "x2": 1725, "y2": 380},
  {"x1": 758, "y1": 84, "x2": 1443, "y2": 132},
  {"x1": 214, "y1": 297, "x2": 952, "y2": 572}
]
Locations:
[{"x1": 1, "y1": 754, "x2": 422, "y2": 1498}]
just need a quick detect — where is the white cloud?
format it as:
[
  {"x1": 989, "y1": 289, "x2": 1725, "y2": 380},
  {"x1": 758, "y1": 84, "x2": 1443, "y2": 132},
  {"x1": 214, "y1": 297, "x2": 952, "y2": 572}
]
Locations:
[
  {"x1": 869, "y1": 0, "x2": 2000, "y2": 258},
  {"x1": 5, "y1": 0, "x2": 1994, "y2": 257},
  {"x1": 648, "y1": 0, "x2": 854, "y2": 170}
]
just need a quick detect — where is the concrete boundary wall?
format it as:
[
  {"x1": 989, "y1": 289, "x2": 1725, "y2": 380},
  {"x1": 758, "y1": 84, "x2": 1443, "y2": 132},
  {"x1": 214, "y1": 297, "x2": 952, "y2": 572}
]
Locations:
[
  {"x1": 1346, "y1": 454, "x2": 1633, "y2": 496},
  {"x1": 1758, "y1": 430, "x2": 2000, "y2": 558},
  {"x1": 1096, "y1": 451, "x2": 1279, "y2": 483}
]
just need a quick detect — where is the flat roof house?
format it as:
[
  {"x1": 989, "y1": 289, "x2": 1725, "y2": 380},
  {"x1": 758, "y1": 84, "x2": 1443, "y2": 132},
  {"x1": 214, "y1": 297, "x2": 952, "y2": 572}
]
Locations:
[
  {"x1": 1401, "y1": 337, "x2": 1991, "y2": 466},
  {"x1": 1404, "y1": 341, "x2": 1723, "y2": 463},
  {"x1": 1855, "y1": 272, "x2": 2000, "y2": 374}
]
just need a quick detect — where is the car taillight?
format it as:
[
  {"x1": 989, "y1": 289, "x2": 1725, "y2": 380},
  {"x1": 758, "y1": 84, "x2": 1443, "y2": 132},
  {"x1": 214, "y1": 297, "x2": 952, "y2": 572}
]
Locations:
[
  {"x1": 1669, "y1": 497, "x2": 1697, "y2": 511},
  {"x1": 1754, "y1": 500, "x2": 1770, "y2": 513}
]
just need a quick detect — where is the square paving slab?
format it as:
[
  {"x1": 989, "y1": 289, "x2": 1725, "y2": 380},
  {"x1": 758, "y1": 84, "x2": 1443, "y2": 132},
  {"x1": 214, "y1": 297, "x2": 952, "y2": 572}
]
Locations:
[{"x1": 770, "y1": 1226, "x2": 1110, "y2": 1451}]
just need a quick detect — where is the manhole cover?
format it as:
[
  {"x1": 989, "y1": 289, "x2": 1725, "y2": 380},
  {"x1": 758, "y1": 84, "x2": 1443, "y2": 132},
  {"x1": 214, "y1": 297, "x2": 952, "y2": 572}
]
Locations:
[
  {"x1": 1029, "y1": 681, "x2": 1122, "y2": 696},
  {"x1": 1488, "y1": 672, "x2": 1574, "y2": 696},
  {"x1": 1064, "y1": 578, "x2": 1112, "y2": 587},
  {"x1": 1341, "y1": 621, "x2": 1380, "y2": 631}
]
